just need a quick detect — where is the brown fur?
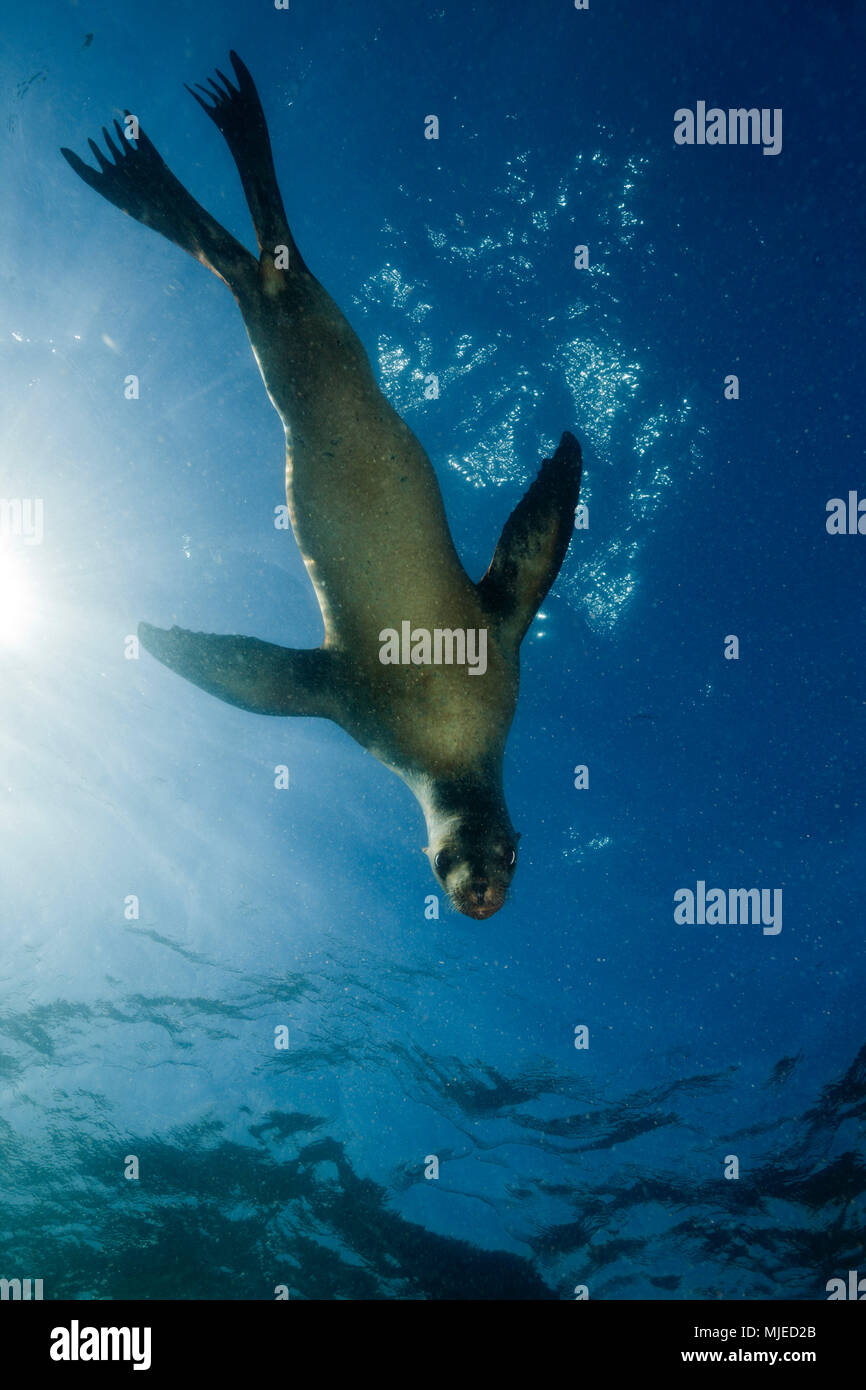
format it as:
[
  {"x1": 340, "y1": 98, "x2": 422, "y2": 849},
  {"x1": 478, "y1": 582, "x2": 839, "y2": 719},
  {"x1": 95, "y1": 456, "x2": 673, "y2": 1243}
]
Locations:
[{"x1": 62, "y1": 54, "x2": 581, "y2": 918}]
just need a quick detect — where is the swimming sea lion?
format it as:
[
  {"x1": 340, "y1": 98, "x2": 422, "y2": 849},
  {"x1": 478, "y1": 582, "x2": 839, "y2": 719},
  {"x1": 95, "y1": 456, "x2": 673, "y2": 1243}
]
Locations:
[{"x1": 61, "y1": 52, "x2": 582, "y2": 919}]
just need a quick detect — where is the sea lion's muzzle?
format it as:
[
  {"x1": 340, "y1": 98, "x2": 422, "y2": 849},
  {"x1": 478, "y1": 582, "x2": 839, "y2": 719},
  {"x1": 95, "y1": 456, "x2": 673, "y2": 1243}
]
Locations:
[{"x1": 456, "y1": 880, "x2": 506, "y2": 919}]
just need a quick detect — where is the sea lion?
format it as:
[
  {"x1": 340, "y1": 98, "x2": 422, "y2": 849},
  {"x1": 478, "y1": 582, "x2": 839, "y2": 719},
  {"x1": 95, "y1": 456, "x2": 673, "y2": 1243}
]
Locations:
[{"x1": 62, "y1": 52, "x2": 582, "y2": 919}]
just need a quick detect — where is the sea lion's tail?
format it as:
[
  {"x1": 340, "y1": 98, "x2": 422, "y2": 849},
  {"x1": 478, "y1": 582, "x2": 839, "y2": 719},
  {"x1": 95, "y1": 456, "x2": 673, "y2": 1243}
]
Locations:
[
  {"x1": 60, "y1": 119, "x2": 257, "y2": 293},
  {"x1": 186, "y1": 51, "x2": 302, "y2": 267}
]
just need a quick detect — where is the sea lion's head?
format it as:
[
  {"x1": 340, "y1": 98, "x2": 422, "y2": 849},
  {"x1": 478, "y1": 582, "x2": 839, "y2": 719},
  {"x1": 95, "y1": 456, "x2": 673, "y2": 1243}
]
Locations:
[{"x1": 424, "y1": 805, "x2": 520, "y2": 919}]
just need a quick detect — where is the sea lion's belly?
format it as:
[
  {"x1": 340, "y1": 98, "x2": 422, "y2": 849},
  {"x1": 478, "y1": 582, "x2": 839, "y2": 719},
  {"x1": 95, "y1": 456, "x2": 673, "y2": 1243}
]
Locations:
[
  {"x1": 285, "y1": 394, "x2": 476, "y2": 652},
  {"x1": 244, "y1": 280, "x2": 481, "y2": 648}
]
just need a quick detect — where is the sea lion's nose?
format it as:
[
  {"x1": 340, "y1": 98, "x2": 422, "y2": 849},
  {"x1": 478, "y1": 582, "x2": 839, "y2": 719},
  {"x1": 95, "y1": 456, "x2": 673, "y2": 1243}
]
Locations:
[
  {"x1": 471, "y1": 882, "x2": 488, "y2": 905},
  {"x1": 461, "y1": 890, "x2": 502, "y2": 920}
]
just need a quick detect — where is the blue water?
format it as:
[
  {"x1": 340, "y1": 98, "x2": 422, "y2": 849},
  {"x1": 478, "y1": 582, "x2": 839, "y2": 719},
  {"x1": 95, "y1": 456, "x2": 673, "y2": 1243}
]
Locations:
[{"x1": 1, "y1": 0, "x2": 864, "y2": 1299}]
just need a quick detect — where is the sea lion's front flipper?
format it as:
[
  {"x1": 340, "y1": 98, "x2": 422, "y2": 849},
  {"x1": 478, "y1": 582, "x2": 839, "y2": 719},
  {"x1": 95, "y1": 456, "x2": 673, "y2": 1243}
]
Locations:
[
  {"x1": 138, "y1": 623, "x2": 338, "y2": 719},
  {"x1": 60, "y1": 122, "x2": 257, "y2": 292},
  {"x1": 477, "y1": 431, "x2": 582, "y2": 645}
]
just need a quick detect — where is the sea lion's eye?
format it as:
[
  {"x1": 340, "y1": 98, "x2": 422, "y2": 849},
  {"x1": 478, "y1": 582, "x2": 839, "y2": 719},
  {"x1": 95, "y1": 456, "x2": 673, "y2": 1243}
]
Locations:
[
  {"x1": 506, "y1": 848, "x2": 516, "y2": 866},
  {"x1": 434, "y1": 852, "x2": 450, "y2": 876}
]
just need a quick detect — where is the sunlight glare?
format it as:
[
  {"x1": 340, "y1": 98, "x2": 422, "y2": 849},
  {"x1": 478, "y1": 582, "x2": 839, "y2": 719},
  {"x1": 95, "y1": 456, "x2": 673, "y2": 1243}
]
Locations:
[{"x1": 0, "y1": 549, "x2": 37, "y2": 646}]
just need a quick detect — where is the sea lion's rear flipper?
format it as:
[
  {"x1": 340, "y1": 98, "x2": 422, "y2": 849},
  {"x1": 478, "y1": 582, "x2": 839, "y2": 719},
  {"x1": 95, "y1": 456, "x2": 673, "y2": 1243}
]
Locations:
[
  {"x1": 477, "y1": 431, "x2": 582, "y2": 645},
  {"x1": 186, "y1": 51, "x2": 301, "y2": 266},
  {"x1": 60, "y1": 122, "x2": 257, "y2": 292},
  {"x1": 138, "y1": 623, "x2": 338, "y2": 719}
]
